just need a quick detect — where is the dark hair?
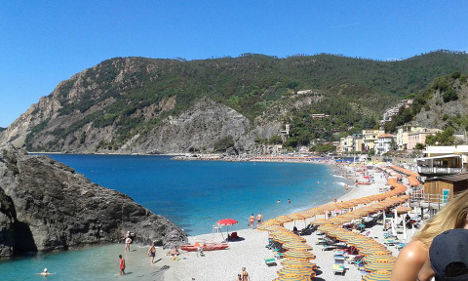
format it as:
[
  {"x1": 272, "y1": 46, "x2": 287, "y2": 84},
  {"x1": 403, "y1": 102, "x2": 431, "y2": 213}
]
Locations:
[{"x1": 119, "y1": 255, "x2": 122, "y2": 258}]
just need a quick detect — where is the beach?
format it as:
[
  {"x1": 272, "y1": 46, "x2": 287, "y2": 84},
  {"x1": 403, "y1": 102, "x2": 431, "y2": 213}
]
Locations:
[{"x1": 159, "y1": 163, "x2": 393, "y2": 281}]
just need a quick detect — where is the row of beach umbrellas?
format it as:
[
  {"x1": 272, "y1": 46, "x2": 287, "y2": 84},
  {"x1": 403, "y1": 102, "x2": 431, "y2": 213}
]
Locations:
[
  {"x1": 258, "y1": 169, "x2": 415, "y2": 281},
  {"x1": 258, "y1": 177, "x2": 407, "y2": 229}
]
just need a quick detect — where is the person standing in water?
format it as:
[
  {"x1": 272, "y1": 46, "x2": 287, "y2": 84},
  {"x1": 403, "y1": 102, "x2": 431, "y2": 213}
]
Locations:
[
  {"x1": 256, "y1": 213, "x2": 263, "y2": 225},
  {"x1": 119, "y1": 255, "x2": 126, "y2": 275},
  {"x1": 249, "y1": 214, "x2": 255, "y2": 228},
  {"x1": 277, "y1": 199, "x2": 281, "y2": 204},
  {"x1": 148, "y1": 242, "x2": 156, "y2": 264},
  {"x1": 288, "y1": 199, "x2": 291, "y2": 204},
  {"x1": 124, "y1": 235, "x2": 132, "y2": 252}
]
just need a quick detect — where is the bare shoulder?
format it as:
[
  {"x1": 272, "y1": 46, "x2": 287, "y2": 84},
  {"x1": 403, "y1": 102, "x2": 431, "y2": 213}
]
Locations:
[
  {"x1": 397, "y1": 240, "x2": 428, "y2": 262},
  {"x1": 391, "y1": 240, "x2": 429, "y2": 281}
]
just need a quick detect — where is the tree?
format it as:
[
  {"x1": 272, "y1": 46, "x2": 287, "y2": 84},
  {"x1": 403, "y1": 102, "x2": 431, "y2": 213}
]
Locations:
[
  {"x1": 425, "y1": 127, "x2": 455, "y2": 146},
  {"x1": 414, "y1": 143, "x2": 425, "y2": 150}
]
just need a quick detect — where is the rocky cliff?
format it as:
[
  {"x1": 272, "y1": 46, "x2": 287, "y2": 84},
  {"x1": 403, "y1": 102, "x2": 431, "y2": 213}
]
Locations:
[{"x1": 0, "y1": 146, "x2": 187, "y2": 257}]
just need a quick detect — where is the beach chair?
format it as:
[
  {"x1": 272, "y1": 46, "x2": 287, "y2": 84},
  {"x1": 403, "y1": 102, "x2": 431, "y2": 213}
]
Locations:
[
  {"x1": 333, "y1": 257, "x2": 346, "y2": 275},
  {"x1": 264, "y1": 257, "x2": 277, "y2": 266}
]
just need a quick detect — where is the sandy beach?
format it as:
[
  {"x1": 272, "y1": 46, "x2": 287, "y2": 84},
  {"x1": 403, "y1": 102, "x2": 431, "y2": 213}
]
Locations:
[{"x1": 156, "y1": 163, "x2": 398, "y2": 281}]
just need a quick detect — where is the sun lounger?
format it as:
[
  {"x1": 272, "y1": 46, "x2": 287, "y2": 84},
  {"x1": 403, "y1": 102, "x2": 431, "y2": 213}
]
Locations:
[
  {"x1": 333, "y1": 263, "x2": 346, "y2": 275},
  {"x1": 265, "y1": 258, "x2": 277, "y2": 266},
  {"x1": 274, "y1": 252, "x2": 284, "y2": 259}
]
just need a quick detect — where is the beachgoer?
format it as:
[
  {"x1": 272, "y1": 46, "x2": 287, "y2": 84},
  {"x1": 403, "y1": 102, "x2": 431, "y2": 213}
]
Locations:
[
  {"x1": 256, "y1": 213, "x2": 263, "y2": 224},
  {"x1": 236, "y1": 273, "x2": 242, "y2": 281},
  {"x1": 36, "y1": 268, "x2": 55, "y2": 276},
  {"x1": 241, "y1": 267, "x2": 250, "y2": 281},
  {"x1": 249, "y1": 214, "x2": 255, "y2": 228},
  {"x1": 391, "y1": 189, "x2": 468, "y2": 281},
  {"x1": 333, "y1": 197, "x2": 337, "y2": 203},
  {"x1": 418, "y1": 228, "x2": 468, "y2": 281},
  {"x1": 277, "y1": 199, "x2": 280, "y2": 204},
  {"x1": 125, "y1": 236, "x2": 132, "y2": 252},
  {"x1": 119, "y1": 254, "x2": 125, "y2": 275},
  {"x1": 288, "y1": 199, "x2": 291, "y2": 204},
  {"x1": 148, "y1": 242, "x2": 156, "y2": 264},
  {"x1": 172, "y1": 246, "x2": 179, "y2": 257}
]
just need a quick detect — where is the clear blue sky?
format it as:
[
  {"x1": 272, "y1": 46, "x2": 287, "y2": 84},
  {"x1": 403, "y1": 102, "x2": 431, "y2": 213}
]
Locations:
[{"x1": 1, "y1": 1, "x2": 467, "y2": 127}]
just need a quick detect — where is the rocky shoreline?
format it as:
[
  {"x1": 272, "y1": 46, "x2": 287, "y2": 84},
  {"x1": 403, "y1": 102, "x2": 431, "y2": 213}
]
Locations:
[{"x1": 0, "y1": 145, "x2": 187, "y2": 258}]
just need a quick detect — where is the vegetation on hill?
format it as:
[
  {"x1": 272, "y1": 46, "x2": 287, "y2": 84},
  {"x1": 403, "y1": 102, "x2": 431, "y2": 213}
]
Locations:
[
  {"x1": 17, "y1": 50, "x2": 468, "y2": 152},
  {"x1": 384, "y1": 71, "x2": 468, "y2": 136}
]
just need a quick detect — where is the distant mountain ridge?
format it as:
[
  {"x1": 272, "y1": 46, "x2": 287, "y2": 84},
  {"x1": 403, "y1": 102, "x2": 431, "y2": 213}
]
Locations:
[{"x1": 1, "y1": 50, "x2": 468, "y2": 153}]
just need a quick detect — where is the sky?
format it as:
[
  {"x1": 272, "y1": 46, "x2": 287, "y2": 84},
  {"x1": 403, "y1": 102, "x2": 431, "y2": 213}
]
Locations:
[{"x1": 1, "y1": 1, "x2": 467, "y2": 127}]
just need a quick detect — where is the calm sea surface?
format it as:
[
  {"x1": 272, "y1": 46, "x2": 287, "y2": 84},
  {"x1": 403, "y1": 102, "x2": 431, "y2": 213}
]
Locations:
[{"x1": 0, "y1": 155, "x2": 347, "y2": 280}]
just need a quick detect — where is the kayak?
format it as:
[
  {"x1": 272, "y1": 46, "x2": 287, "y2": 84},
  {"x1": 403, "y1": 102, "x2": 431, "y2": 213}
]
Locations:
[{"x1": 180, "y1": 243, "x2": 229, "y2": 252}]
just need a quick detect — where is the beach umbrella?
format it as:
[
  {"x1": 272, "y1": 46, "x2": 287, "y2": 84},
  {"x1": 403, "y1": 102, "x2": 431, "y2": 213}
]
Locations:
[
  {"x1": 216, "y1": 218, "x2": 238, "y2": 240},
  {"x1": 277, "y1": 266, "x2": 314, "y2": 277},
  {"x1": 363, "y1": 255, "x2": 396, "y2": 264},
  {"x1": 273, "y1": 273, "x2": 312, "y2": 281},
  {"x1": 364, "y1": 261, "x2": 395, "y2": 272},
  {"x1": 361, "y1": 270, "x2": 392, "y2": 281},
  {"x1": 396, "y1": 206, "x2": 412, "y2": 214},
  {"x1": 280, "y1": 259, "x2": 317, "y2": 269},
  {"x1": 282, "y1": 242, "x2": 313, "y2": 251},
  {"x1": 283, "y1": 249, "x2": 316, "y2": 260},
  {"x1": 273, "y1": 235, "x2": 305, "y2": 244}
]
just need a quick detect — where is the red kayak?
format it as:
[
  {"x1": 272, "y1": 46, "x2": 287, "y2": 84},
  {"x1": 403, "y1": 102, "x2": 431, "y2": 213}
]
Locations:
[{"x1": 180, "y1": 243, "x2": 229, "y2": 252}]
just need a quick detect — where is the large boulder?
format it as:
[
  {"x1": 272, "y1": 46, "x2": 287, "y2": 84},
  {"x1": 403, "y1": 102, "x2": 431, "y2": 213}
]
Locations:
[{"x1": 0, "y1": 145, "x2": 187, "y2": 257}]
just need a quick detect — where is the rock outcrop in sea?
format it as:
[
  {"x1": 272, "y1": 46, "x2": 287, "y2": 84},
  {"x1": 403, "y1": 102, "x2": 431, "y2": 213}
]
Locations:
[{"x1": 0, "y1": 145, "x2": 187, "y2": 258}]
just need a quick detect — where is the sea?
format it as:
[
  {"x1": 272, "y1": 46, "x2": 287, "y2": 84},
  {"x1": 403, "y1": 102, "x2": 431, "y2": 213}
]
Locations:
[{"x1": 0, "y1": 154, "x2": 348, "y2": 281}]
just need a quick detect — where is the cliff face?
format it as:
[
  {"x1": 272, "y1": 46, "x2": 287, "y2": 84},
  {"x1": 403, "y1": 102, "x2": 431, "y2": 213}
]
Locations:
[
  {"x1": 413, "y1": 79, "x2": 468, "y2": 130},
  {"x1": 0, "y1": 146, "x2": 187, "y2": 257}
]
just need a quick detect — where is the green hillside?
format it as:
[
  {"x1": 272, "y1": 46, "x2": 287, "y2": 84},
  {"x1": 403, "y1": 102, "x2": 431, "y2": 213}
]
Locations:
[{"x1": 13, "y1": 50, "x2": 468, "y2": 151}]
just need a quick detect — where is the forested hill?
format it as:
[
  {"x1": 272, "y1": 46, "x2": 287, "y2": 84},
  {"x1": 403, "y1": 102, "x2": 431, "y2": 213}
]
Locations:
[
  {"x1": 385, "y1": 72, "x2": 468, "y2": 139},
  {"x1": 1, "y1": 50, "x2": 468, "y2": 153}
]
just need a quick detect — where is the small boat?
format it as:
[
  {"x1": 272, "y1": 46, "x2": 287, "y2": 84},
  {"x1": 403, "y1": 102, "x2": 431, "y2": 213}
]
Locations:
[{"x1": 180, "y1": 243, "x2": 229, "y2": 252}]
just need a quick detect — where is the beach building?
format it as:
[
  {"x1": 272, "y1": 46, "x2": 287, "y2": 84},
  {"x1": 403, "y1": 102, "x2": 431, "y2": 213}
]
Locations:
[
  {"x1": 375, "y1": 134, "x2": 395, "y2": 155},
  {"x1": 362, "y1": 129, "x2": 384, "y2": 151},
  {"x1": 423, "y1": 173, "x2": 468, "y2": 203},
  {"x1": 423, "y1": 145, "x2": 468, "y2": 157}
]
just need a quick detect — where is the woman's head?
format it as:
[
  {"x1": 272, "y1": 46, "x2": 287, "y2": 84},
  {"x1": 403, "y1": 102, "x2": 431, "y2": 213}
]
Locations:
[{"x1": 413, "y1": 189, "x2": 468, "y2": 247}]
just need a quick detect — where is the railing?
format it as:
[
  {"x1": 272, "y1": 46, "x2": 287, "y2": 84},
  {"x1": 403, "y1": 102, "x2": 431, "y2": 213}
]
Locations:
[
  {"x1": 410, "y1": 190, "x2": 449, "y2": 210},
  {"x1": 416, "y1": 166, "x2": 462, "y2": 175}
]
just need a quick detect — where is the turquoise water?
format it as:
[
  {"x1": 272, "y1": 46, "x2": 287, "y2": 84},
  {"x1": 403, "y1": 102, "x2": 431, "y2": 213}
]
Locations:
[{"x1": 0, "y1": 155, "x2": 347, "y2": 280}]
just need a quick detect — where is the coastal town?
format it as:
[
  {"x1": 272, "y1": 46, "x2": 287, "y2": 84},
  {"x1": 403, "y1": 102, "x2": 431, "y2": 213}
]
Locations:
[{"x1": 2, "y1": 2, "x2": 468, "y2": 281}]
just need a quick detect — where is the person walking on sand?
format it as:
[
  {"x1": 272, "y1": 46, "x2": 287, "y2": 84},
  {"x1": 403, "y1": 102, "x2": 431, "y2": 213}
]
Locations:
[
  {"x1": 241, "y1": 267, "x2": 250, "y2": 281},
  {"x1": 119, "y1": 255, "x2": 125, "y2": 276},
  {"x1": 148, "y1": 242, "x2": 156, "y2": 264},
  {"x1": 249, "y1": 214, "x2": 255, "y2": 228}
]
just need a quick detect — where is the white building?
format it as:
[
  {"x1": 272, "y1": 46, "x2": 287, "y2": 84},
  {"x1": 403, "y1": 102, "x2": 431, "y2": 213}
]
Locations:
[{"x1": 375, "y1": 134, "x2": 395, "y2": 155}]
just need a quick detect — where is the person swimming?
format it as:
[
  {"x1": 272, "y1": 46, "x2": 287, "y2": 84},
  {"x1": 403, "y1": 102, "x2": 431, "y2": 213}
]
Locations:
[{"x1": 36, "y1": 268, "x2": 55, "y2": 276}]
